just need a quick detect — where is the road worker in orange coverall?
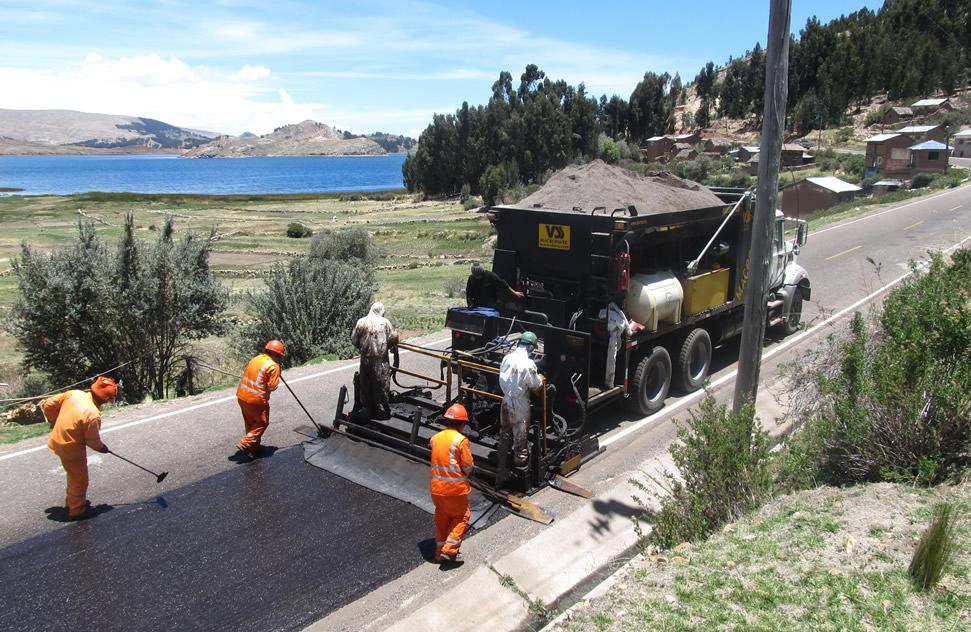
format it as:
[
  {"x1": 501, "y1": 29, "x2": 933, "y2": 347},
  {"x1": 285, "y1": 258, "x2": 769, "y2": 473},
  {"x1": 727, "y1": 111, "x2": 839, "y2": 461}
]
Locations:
[
  {"x1": 236, "y1": 340, "x2": 284, "y2": 459},
  {"x1": 429, "y1": 403, "x2": 474, "y2": 564},
  {"x1": 42, "y1": 376, "x2": 118, "y2": 520}
]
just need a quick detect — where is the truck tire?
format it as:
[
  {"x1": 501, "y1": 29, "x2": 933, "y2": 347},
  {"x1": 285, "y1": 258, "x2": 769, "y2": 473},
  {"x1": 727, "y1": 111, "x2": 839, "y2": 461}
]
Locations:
[
  {"x1": 782, "y1": 293, "x2": 803, "y2": 336},
  {"x1": 676, "y1": 328, "x2": 712, "y2": 393},
  {"x1": 626, "y1": 346, "x2": 671, "y2": 416}
]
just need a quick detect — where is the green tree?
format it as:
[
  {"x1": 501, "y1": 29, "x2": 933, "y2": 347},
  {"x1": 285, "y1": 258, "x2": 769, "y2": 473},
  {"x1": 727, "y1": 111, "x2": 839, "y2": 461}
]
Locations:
[{"x1": 11, "y1": 215, "x2": 227, "y2": 401}]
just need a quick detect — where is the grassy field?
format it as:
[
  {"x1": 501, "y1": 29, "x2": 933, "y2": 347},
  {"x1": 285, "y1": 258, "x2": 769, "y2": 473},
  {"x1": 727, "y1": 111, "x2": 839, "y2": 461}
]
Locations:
[
  {"x1": 0, "y1": 191, "x2": 488, "y2": 405},
  {"x1": 551, "y1": 481, "x2": 970, "y2": 631}
]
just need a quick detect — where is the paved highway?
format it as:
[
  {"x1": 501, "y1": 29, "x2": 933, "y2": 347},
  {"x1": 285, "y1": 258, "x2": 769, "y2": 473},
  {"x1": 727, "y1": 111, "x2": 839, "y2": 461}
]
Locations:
[{"x1": 0, "y1": 184, "x2": 967, "y2": 632}]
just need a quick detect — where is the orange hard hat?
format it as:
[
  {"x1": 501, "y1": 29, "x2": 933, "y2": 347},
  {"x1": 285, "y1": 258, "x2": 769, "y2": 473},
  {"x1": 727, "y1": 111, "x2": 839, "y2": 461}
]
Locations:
[
  {"x1": 265, "y1": 340, "x2": 286, "y2": 356},
  {"x1": 443, "y1": 403, "x2": 469, "y2": 423},
  {"x1": 91, "y1": 376, "x2": 118, "y2": 402}
]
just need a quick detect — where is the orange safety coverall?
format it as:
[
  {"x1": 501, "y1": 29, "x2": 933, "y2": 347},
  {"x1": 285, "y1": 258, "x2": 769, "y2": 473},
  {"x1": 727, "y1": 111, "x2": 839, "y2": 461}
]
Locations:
[
  {"x1": 236, "y1": 353, "x2": 281, "y2": 454},
  {"x1": 429, "y1": 427, "x2": 474, "y2": 560},
  {"x1": 42, "y1": 390, "x2": 105, "y2": 518}
]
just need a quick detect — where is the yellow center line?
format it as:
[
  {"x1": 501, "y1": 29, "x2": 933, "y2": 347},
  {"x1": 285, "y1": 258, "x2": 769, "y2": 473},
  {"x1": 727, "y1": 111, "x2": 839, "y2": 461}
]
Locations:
[
  {"x1": 950, "y1": 205, "x2": 963, "y2": 212},
  {"x1": 825, "y1": 244, "x2": 863, "y2": 261},
  {"x1": 904, "y1": 220, "x2": 924, "y2": 231}
]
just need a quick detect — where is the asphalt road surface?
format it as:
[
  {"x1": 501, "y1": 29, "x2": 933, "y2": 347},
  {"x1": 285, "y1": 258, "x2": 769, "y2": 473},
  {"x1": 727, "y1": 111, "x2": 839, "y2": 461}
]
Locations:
[{"x1": 0, "y1": 184, "x2": 968, "y2": 632}]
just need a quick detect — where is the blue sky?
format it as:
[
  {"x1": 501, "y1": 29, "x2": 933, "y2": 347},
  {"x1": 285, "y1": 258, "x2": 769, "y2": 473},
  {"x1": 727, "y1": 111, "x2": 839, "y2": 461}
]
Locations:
[{"x1": 0, "y1": 1, "x2": 883, "y2": 136}]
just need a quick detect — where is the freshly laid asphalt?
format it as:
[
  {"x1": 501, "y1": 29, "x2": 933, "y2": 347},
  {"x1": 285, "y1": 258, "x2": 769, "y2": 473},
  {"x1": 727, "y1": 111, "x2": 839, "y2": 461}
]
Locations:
[
  {"x1": 0, "y1": 183, "x2": 967, "y2": 631},
  {"x1": 0, "y1": 447, "x2": 430, "y2": 632}
]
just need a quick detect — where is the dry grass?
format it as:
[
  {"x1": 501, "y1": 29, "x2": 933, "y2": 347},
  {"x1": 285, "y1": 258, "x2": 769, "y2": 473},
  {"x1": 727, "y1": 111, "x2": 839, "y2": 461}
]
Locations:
[{"x1": 552, "y1": 482, "x2": 971, "y2": 631}]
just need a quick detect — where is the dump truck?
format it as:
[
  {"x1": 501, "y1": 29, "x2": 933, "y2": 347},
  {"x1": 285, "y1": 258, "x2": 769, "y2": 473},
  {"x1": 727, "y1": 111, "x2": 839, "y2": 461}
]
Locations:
[{"x1": 301, "y1": 165, "x2": 810, "y2": 522}]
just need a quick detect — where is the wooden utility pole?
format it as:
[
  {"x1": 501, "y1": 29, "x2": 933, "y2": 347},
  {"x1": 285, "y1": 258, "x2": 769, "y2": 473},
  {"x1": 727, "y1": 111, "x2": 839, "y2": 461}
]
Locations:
[{"x1": 733, "y1": 0, "x2": 791, "y2": 413}]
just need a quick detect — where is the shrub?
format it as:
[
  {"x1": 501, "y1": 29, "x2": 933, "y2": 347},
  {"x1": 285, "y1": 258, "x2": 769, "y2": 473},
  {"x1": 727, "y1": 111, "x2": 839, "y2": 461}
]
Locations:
[
  {"x1": 911, "y1": 173, "x2": 933, "y2": 188},
  {"x1": 645, "y1": 396, "x2": 772, "y2": 548},
  {"x1": 9, "y1": 214, "x2": 227, "y2": 401},
  {"x1": 444, "y1": 277, "x2": 465, "y2": 299},
  {"x1": 240, "y1": 258, "x2": 375, "y2": 365},
  {"x1": 462, "y1": 195, "x2": 482, "y2": 211},
  {"x1": 479, "y1": 161, "x2": 519, "y2": 206},
  {"x1": 309, "y1": 227, "x2": 379, "y2": 265},
  {"x1": 864, "y1": 106, "x2": 890, "y2": 127},
  {"x1": 599, "y1": 138, "x2": 621, "y2": 164},
  {"x1": 909, "y1": 502, "x2": 958, "y2": 591},
  {"x1": 779, "y1": 250, "x2": 971, "y2": 488},
  {"x1": 286, "y1": 222, "x2": 313, "y2": 238}
]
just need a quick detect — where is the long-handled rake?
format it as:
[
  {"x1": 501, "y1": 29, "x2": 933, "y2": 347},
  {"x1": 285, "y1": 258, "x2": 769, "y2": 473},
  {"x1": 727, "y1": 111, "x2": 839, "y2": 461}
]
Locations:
[{"x1": 107, "y1": 448, "x2": 168, "y2": 483}]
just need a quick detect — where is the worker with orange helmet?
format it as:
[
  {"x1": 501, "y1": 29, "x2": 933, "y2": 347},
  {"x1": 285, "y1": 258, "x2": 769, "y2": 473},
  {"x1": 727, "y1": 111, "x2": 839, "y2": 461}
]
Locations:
[
  {"x1": 235, "y1": 340, "x2": 284, "y2": 459},
  {"x1": 429, "y1": 403, "x2": 474, "y2": 564},
  {"x1": 42, "y1": 376, "x2": 118, "y2": 520}
]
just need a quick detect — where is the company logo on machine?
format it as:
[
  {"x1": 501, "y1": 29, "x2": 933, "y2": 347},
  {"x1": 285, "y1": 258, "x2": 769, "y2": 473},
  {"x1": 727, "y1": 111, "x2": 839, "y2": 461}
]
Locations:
[{"x1": 538, "y1": 224, "x2": 571, "y2": 250}]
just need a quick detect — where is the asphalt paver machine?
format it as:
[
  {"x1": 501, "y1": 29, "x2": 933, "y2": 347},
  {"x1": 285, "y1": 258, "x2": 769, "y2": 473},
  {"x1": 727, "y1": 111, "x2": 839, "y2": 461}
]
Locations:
[{"x1": 300, "y1": 181, "x2": 810, "y2": 524}]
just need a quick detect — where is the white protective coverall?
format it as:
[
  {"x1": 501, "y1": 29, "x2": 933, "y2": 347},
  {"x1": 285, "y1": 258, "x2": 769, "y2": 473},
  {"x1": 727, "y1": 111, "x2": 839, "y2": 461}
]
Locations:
[
  {"x1": 600, "y1": 302, "x2": 632, "y2": 388},
  {"x1": 351, "y1": 302, "x2": 399, "y2": 418},
  {"x1": 498, "y1": 345, "x2": 542, "y2": 465}
]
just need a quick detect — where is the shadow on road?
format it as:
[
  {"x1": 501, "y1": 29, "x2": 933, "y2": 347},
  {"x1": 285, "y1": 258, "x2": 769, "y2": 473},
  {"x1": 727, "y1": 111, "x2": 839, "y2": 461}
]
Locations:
[
  {"x1": 43, "y1": 503, "x2": 114, "y2": 523},
  {"x1": 417, "y1": 537, "x2": 438, "y2": 563},
  {"x1": 227, "y1": 445, "x2": 279, "y2": 464}
]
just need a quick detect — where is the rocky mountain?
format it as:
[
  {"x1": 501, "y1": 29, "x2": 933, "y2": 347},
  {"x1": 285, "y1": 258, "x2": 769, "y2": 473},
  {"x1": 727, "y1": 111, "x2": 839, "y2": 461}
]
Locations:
[
  {"x1": 0, "y1": 109, "x2": 220, "y2": 152},
  {"x1": 183, "y1": 120, "x2": 395, "y2": 158}
]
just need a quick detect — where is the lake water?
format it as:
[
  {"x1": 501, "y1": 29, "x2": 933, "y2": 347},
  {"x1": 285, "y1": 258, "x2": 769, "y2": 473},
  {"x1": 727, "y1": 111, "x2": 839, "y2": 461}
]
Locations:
[{"x1": 0, "y1": 153, "x2": 408, "y2": 195}]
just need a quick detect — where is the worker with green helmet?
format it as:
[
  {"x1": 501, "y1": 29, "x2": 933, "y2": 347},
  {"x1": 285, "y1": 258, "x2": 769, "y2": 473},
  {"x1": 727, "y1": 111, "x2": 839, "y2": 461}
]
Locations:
[{"x1": 498, "y1": 331, "x2": 543, "y2": 467}]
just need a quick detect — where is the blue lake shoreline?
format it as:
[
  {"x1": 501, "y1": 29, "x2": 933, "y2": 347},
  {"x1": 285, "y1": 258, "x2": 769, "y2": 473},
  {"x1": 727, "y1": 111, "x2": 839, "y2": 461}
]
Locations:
[{"x1": 0, "y1": 153, "x2": 409, "y2": 196}]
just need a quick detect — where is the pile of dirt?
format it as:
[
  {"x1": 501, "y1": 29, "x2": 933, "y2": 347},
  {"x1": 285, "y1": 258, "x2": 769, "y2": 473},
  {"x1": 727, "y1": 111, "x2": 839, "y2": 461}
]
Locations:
[{"x1": 516, "y1": 160, "x2": 724, "y2": 215}]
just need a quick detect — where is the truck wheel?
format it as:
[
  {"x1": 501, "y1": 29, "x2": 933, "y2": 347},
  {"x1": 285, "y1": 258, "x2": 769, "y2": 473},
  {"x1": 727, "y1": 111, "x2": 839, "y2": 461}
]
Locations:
[
  {"x1": 676, "y1": 328, "x2": 712, "y2": 393},
  {"x1": 626, "y1": 347, "x2": 671, "y2": 416},
  {"x1": 782, "y1": 293, "x2": 803, "y2": 336}
]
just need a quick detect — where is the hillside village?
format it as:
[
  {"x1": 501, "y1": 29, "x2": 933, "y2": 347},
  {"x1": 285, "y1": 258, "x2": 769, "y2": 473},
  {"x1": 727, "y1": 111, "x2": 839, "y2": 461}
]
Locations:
[{"x1": 631, "y1": 88, "x2": 970, "y2": 216}]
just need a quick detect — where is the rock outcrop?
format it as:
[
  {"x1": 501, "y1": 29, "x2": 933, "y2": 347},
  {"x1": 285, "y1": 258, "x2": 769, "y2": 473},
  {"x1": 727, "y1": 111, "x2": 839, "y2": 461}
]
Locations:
[{"x1": 183, "y1": 120, "x2": 386, "y2": 158}]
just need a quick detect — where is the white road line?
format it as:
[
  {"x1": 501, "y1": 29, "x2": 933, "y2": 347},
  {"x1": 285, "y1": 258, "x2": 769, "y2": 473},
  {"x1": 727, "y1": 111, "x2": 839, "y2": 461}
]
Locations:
[
  {"x1": 0, "y1": 336, "x2": 452, "y2": 463},
  {"x1": 950, "y1": 205, "x2": 963, "y2": 212},
  {"x1": 601, "y1": 232, "x2": 971, "y2": 448},
  {"x1": 810, "y1": 187, "x2": 965, "y2": 237}
]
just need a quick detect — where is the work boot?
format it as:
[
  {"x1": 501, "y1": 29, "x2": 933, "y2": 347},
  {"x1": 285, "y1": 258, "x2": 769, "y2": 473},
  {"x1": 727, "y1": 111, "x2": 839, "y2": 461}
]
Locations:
[
  {"x1": 440, "y1": 552, "x2": 464, "y2": 565},
  {"x1": 230, "y1": 447, "x2": 254, "y2": 463},
  {"x1": 514, "y1": 449, "x2": 529, "y2": 467},
  {"x1": 68, "y1": 507, "x2": 97, "y2": 521}
]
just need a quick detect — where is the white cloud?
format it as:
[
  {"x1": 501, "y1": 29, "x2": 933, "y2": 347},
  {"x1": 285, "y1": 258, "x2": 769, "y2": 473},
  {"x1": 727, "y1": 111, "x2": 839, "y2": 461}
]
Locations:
[
  {"x1": 0, "y1": 54, "x2": 317, "y2": 135},
  {"x1": 230, "y1": 64, "x2": 270, "y2": 81}
]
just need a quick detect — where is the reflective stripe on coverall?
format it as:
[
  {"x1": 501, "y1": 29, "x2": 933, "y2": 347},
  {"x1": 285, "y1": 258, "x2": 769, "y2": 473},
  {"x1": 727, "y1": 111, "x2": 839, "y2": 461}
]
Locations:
[
  {"x1": 351, "y1": 304, "x2": 399, "y2": 418},
  {"x1": 42, "y1": 390, "x2": 105, "y2": 517},
  {"x1": 499, "y1": 346, "x2": 542, "y2": 466},
  {"x1": 429, "y1": 428, "x2": 473, "y2": 559},
  {"x1": 601, "y1": 302, "x2": 632, "y2": 387},
  {"x1": 236, "y1": 354, "x2": 280, "y2": 453}
]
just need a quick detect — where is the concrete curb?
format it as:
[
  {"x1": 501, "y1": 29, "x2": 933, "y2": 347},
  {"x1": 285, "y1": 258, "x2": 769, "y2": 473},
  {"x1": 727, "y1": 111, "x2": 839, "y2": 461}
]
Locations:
[
  {"x1": 377, "y1": 386, "x2": 786, "y2": 632},
  {"x1": 384, "y1": 566, "x2": 531, "y2": 632}
]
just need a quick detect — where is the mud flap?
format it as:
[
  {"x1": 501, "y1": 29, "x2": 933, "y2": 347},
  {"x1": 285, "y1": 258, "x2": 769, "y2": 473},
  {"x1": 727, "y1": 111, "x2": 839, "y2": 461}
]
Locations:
[{"x1": 302, "y1": 433, "x2": 500, "y2": 528}]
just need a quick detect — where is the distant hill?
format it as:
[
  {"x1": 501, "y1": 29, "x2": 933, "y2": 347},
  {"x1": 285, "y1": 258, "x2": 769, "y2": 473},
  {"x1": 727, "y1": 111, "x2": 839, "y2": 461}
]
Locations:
[
  {"x1": 0, "y1": 109, "x2": 220, "y2": 153},
  {"x1": 183, "y1": 120, "x2": 413, "y2": 158}
]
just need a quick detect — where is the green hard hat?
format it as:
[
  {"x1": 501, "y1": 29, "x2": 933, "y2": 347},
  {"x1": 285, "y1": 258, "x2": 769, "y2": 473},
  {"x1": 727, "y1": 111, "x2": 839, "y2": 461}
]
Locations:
[{"x1": 520, "y1": 331, "x2": 538, "y2": 346}]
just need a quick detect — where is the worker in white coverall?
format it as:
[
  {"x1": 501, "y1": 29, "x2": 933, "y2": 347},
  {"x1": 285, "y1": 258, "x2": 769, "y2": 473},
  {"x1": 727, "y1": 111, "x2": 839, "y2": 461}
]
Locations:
[
  {"x1": 499, "y1": 331, "x2": 543, "y2": 467},
  {"x1": 600, "y1": 302, "x2": 632, "y2": 388},
  {"x1": 351, "y1": 302, "x2": 399, "y2": 419}
]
